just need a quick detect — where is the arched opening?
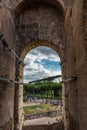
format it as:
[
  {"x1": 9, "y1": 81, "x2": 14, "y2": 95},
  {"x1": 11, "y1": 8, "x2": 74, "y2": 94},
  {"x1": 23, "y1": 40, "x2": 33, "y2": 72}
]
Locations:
[
  {"x1": 14, "y1": 2, "x2": 65, "y2": 130},
  {"x1": 15, "y1": 40, "x2": 63, "y2": 130},
  {"x1": 23, "y1": 46, "x2": 62, "y2": 127}
]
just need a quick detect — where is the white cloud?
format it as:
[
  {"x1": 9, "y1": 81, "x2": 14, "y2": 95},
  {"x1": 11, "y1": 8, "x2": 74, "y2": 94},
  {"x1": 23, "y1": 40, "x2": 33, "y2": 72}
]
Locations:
[{"x1": 23, "y1": 46, "x2": 61, "y2": 83}]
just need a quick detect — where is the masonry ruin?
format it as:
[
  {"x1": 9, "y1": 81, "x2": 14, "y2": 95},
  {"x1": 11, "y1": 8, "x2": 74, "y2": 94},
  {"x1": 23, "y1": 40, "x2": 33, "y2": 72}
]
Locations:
[{"x1": 0, "y1": 0, "x2": 87, "y2": 130}]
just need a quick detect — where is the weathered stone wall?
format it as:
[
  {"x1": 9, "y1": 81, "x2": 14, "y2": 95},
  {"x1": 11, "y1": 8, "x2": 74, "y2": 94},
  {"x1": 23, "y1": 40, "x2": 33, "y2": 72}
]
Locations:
[
  {"x1": 15, "y1": 4, "x2": 65, "y2": 56},
  {"x1": 83, "y1": 0, "x2": 87, "y2": 61},
  {"x1": 0, "y1": 0, "x2": 13, "y2": 8},
  {"x1": 63, "y1": 0, "x2": 87, "y2": 130},
  {"x1": 0, "y1": 6, "x2": 15, "y2": 130},
  {"x1": 14, "y1": 5, "x2": 65, "y2": 130},
  {"x1": 0, "y1": 0, "x2": 87, "y2": 130}
]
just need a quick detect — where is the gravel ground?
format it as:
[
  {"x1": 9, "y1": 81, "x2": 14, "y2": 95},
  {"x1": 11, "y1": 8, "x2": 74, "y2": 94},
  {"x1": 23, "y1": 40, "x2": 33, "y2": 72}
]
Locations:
[
  {"x1": 23, "y1": 102, "x2": 40, "y2": 107},
  {"x1": 23, "y1": 116, "x2": 62, "y2": 126}
]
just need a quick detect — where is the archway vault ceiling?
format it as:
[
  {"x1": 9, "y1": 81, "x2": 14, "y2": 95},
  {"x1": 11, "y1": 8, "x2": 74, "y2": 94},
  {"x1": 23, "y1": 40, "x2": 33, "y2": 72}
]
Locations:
[{"x1": 14, "y1": 0, "x2": 67, "y2": 15}]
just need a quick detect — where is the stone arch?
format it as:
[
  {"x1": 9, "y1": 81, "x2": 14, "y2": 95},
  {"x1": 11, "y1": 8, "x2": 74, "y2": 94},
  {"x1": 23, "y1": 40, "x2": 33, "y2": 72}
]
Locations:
[
  {"x1": 0, "y1": 1, "x2": 87, "y2": 130},
  {"x1": 20, "y1": 40, "x2": 62, "y2": 60},
  {"x1": 20, "y1": 40, "x2": 62, "y2": 84},
  {"x1": 14, "y1": 0, "x2": 66, "y2": 14},
  {"x1": 14, "y1": 2, "x2": 65, "y2": 130},
  {"x1": 14, "y1": 39, "x2": 62, "y2": 130}
]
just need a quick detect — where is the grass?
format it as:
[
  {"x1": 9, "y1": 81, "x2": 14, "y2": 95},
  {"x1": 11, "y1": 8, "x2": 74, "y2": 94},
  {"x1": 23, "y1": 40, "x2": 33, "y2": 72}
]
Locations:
[{"x1": 23, "y1": 104, "x2": 57, "y2": 114}]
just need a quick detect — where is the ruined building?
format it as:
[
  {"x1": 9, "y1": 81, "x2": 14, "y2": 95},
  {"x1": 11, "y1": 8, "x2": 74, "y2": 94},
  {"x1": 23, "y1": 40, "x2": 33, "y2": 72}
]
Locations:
[{"x1": 0, "y1": 0, "x2": 87, "y2": 130}]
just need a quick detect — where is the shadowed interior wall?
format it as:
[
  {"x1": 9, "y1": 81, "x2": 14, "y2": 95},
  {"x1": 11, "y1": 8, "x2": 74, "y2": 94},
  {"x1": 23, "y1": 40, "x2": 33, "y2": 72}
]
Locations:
[
  {"x1": 0, "y1": 6, "x2": 15, "y2": 130},
  {"x1": 63, "y1": 0, "x2": 87, "y2": 130}
]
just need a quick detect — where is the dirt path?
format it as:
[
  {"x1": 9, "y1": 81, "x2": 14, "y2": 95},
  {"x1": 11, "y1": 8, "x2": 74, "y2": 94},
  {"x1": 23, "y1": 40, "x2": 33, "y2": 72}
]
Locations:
[
  {"x1": 23, "y1": 116, "x2": 62, "y2": 126},
  {"x1": 23, "y1": 102, "x2": 40, "y2": 107}
]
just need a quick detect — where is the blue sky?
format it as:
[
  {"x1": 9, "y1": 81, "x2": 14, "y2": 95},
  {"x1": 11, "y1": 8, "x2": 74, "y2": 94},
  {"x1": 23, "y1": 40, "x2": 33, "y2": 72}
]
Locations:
[{"x1": 23, "y1": 46, "x2": 61, "y2": 83}]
